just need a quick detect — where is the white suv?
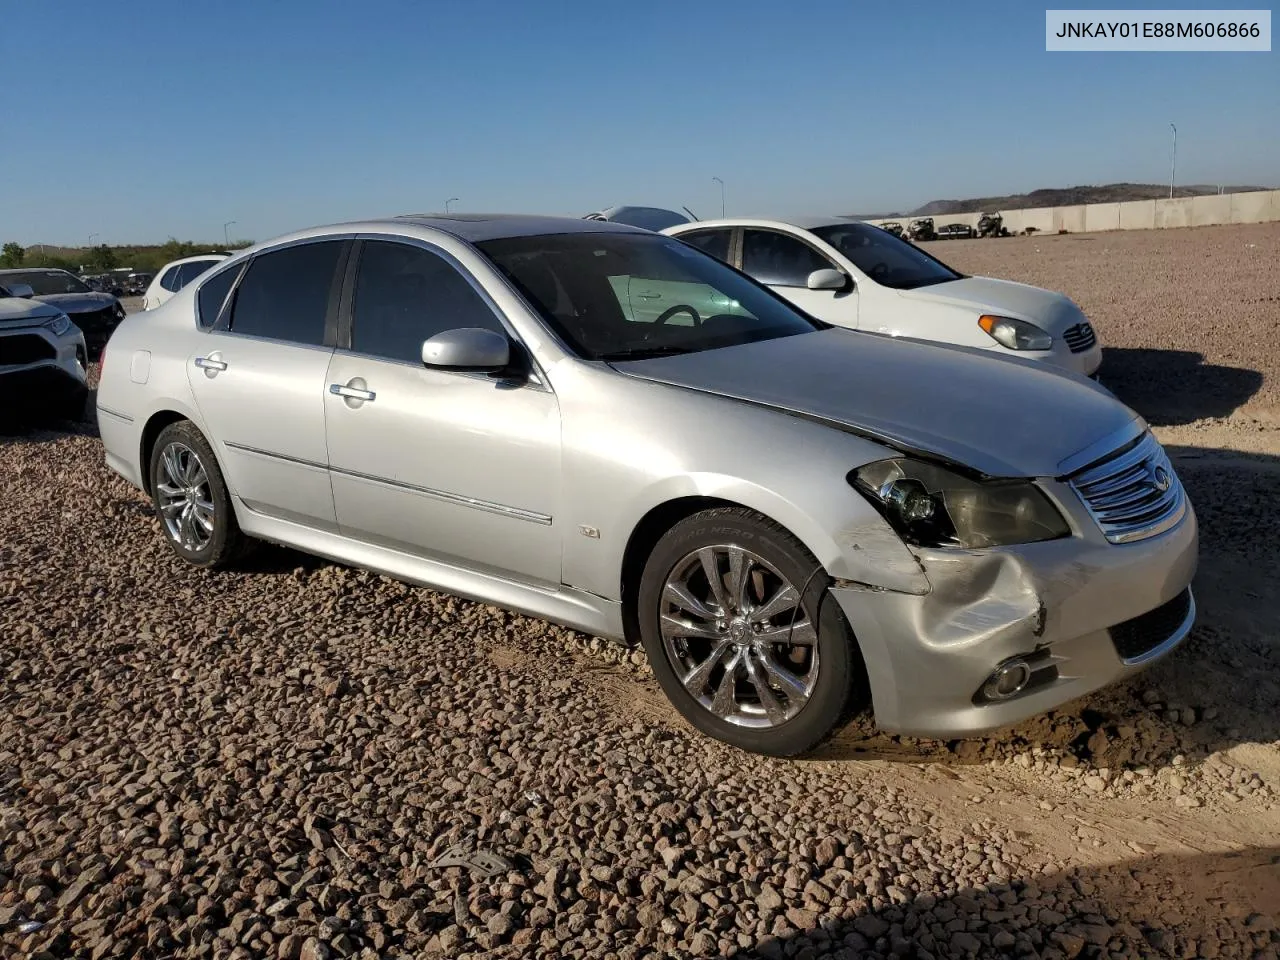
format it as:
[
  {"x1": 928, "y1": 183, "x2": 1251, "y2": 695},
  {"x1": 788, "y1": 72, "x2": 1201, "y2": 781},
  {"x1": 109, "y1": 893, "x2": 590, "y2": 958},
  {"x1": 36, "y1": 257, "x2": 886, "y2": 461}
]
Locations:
[{"x1": 141, "y1": 255, "x2": 227, "y2": 311}]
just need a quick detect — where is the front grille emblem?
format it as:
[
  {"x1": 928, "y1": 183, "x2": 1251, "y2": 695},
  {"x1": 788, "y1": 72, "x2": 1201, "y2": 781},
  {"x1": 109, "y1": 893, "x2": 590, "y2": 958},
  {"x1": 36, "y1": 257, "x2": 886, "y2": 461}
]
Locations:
[{"x1": 1150, "y1": 464, "x2": 1171, "y2": 493}]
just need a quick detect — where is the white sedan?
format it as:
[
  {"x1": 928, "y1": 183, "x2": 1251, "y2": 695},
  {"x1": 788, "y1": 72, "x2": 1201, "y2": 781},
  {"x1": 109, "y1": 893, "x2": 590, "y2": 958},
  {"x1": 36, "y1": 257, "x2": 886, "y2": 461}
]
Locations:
[
  {"x1": 664, "y1": 217, "x2": 1102, "y2": 377},
  {"x1": 141, "y1": 254, "x2": 228, "y2": 311}
]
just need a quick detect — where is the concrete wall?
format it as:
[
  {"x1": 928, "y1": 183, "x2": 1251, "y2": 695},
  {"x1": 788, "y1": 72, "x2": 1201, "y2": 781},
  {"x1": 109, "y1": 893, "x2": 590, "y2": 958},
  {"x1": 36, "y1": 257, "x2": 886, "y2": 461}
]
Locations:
[{"x1": 865, "y1": 189, "x2": 1280, "y2": 235}]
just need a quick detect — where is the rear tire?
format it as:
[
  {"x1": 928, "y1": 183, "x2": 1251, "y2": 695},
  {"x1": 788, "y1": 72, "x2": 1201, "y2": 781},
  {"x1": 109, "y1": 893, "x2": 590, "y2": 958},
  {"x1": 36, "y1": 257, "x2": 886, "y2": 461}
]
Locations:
[
  {"x1": 638, "y1": 507, "x2": 868, "y2": 756},
  {"x1": 149, "y1": 421, "x2": 247, "y2": 569}
]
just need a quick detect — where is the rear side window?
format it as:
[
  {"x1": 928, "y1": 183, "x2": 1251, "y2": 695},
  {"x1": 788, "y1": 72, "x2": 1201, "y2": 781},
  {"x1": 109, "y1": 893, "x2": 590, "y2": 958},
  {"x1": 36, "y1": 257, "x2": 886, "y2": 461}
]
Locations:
[
  {"x1": 176, "y1": 259, "x2": 218, "y2": 289},
  {"x1": 159, "y1": 265, "x2": 183, "y2": 292},
  {"x1": 196, "y1": 265, "x2": 240, "y2": 328},
  {"x1": 677, "y1": 229, "x2": 732, "y2": 263},
  {"x1": 349, "y1": 240, "x2": 504, "y2": 363},
  {"x1": 227, "y1": 242, "x2": 343, "y2": 345},
  {"x1": 742, "y1": 229, "x2": 834, "y2": 287}
]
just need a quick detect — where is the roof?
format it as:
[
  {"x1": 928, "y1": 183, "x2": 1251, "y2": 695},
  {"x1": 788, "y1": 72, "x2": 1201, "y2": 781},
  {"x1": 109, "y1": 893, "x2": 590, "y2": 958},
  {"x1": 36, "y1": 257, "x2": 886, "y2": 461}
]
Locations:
[
  {"x1": 664, "y1": 215, "x2": 857, "y2": 232},
  {"x1": 390, "y1": 213, "x2": 644, "y2": 242}
]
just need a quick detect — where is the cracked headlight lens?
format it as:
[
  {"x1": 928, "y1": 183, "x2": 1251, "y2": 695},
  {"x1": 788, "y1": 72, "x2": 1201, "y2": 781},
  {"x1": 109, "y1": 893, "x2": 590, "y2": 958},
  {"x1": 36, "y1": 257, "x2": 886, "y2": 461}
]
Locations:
[{"x1": 851, "y1": 458, "x2": 1070, "y2": 548}]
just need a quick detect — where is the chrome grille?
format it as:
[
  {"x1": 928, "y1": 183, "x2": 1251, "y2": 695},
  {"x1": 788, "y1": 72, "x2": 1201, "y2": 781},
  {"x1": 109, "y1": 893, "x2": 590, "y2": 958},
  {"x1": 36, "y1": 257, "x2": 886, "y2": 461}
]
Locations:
[
  {"x1": 1062, "y1": 322, "x2": 1097, "y2": 353},
  {"x1": 1069, "y1": 432, "x2": 1186, "y2": 543}
]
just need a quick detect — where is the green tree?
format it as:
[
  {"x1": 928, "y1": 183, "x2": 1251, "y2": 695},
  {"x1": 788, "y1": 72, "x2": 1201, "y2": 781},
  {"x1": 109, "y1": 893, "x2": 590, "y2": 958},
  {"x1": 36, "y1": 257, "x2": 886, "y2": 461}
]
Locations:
[
  {"x1": 0, "y1": 242, "x2": 24, "y2": 268},
  {"x1": 88, "y1": 244, "x2": 118, "y2": 271}
]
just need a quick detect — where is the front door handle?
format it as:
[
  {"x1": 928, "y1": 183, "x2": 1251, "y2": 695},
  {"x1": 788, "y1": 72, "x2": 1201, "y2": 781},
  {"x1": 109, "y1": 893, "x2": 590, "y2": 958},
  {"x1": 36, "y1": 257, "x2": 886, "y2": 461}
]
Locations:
[
  {"x1": 636, "y1": 291, "x2": 662, "y2": 299},
  {"x1": 330, "y1": 383, "x2": 376, "y2": 402},
  {"x1": 194, "y1": 356, "x2": 227, "y2": 372}
]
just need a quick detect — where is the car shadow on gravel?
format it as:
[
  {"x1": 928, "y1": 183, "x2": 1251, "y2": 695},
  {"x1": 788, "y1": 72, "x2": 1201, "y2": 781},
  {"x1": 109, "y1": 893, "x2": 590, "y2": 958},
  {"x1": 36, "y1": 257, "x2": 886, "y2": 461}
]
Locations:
[
  {"x1": 759, "y1": 845, "x2": 1279, "y2": 959},
  {"x1": 1101, "y1": 347, "x2": 1263, "y2": 426}
]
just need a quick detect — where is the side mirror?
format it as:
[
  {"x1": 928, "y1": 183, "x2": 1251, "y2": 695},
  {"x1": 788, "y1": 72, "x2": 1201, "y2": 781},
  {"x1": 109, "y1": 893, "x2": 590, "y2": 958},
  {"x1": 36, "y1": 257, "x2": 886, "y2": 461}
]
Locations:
[
  {"x1": 5, "y1": 283, "x2": 35, "y2": 299},
  {"x1": 806, "y1": 268, "x2": 849, "y2": 292},
  {"x1": 421, "y1": 327, "x2": 511, "y2": 371}
]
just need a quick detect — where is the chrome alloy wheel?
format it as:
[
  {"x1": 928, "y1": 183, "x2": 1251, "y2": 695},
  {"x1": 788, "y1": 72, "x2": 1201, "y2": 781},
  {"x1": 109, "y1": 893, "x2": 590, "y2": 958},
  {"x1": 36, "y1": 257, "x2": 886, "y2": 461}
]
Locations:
[
  {"x1": 156, "y1": 441, "x2": 215, "y2": 551},
  {"x1": 660, "y1": 545, "x2": 819, "y2": 728}
]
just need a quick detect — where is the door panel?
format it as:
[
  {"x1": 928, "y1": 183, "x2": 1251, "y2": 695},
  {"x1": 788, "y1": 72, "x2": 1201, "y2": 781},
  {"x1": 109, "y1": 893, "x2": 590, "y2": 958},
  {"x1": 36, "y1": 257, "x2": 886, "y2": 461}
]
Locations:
[
  {"x1": 187, "y1": 336, "x2": 337, "y2": 529},
  {"x1": 324, "y1": 354, "x2": 562, "y2": 585},
  {"x1": 185, "y1": 238, "x2": 347, "y2": 530}
]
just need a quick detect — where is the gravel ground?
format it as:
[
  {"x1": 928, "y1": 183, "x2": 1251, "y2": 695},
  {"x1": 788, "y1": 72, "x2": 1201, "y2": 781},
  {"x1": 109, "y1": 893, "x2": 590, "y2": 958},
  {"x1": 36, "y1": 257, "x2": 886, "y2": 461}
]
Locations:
[{"x1": 2, "y1": 223, "x2": 1279, "y2": 959}]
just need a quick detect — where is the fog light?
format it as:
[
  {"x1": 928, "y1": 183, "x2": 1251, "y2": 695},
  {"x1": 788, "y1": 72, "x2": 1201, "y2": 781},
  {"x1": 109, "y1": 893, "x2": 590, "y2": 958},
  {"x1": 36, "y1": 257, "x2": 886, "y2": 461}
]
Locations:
[{"x1": 982, "y1": 659, "x2": 1032, "y2": 702}]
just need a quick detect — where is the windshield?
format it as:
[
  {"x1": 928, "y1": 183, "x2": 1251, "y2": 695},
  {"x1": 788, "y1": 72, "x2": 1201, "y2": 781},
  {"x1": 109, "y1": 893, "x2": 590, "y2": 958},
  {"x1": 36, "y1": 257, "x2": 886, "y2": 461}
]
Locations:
[
  {"x1": 0, "y1": 270, "x2": 92, "y2": 296},
  {"x1": 477, "y1": 232, "x2": 820, "y2": 360},
  {"x1": 810, "y1": 223, "x2": 961, "y2": 290}
]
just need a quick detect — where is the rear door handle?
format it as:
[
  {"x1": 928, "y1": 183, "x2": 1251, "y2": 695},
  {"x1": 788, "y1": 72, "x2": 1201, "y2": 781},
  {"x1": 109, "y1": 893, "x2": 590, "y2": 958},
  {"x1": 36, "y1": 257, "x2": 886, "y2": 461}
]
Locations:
[
  {"x1": 194, "y1": 356, "x2": 227, "y2": 371},
  {"x1": 330, "y1": 383, "x2": 376, "y2": 402}
]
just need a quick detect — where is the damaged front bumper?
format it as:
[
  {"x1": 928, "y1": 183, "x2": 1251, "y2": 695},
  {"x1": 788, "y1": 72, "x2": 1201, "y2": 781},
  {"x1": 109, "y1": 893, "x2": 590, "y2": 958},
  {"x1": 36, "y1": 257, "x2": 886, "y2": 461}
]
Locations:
[{"x1": 830, "y1": 479, "x2": 1199, "y2": 738}]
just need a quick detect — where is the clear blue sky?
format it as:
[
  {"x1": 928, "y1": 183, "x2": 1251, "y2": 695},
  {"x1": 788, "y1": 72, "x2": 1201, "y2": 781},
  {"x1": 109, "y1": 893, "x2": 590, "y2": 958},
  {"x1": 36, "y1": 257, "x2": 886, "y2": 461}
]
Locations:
[{"x1": 2, "y1": 0, "x2": 1276, "y2": 245}]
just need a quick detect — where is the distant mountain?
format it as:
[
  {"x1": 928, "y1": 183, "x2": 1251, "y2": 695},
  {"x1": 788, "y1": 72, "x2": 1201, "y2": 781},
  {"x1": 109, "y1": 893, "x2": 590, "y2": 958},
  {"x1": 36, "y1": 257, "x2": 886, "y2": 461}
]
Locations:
[{"x1": 909, "y1": 183, "x2": 1270, "y2": 217}]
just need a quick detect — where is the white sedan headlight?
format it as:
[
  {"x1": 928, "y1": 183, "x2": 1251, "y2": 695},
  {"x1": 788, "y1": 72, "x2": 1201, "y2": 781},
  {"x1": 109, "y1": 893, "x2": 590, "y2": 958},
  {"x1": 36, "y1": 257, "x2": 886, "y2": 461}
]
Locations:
[
  {"x1": 42, "y1": 313, "x2": 74, "y2": 337},
  {"x1": 978, "y1": 314, "x2": 1052, "y2": 351}
]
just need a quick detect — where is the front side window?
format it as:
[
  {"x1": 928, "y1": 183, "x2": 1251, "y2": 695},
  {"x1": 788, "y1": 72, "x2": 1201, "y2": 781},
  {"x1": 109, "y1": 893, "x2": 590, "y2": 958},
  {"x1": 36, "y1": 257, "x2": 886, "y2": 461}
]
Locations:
[
  {"x1": 226, "y1": 242, "x2": 343, "y2": 345},
  {"x1": 741, "y1": 230, "x2": 834, "y2": 287},
  {"x1": 0, "y1": 270, "x2": 91, "y2": 295},
  {"x1": 676, "y1": 228, "x2": 732, "y2": 263},
  {"x1": 478, "y1": 232, "x2": 819, "y2": 361},
  {"x1": 810, "y1": 222, "x2": 960, "y2": 290},
  {"x1": 350, "y1": 240, "x2": 505, "y2": 364}
]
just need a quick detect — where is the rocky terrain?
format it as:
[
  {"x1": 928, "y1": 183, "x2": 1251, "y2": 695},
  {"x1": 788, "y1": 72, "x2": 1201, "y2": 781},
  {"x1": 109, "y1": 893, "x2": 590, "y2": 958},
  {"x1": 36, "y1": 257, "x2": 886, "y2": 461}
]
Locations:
[{"x1": 1, "y1": 222, "x2": 1278, "y2": 958}]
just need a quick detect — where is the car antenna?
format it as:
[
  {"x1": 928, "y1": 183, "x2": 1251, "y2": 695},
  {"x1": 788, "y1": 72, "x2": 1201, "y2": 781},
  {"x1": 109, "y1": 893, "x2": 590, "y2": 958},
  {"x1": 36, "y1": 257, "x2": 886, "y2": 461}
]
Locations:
[{"x1": 682, "y1": 206, "x2": 699, "y2": 222}]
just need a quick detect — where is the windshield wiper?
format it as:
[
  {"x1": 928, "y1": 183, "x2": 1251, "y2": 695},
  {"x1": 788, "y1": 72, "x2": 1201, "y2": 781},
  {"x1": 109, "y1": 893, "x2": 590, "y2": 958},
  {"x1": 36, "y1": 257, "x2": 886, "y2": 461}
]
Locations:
[{"x1": 597, "y1": 345, "x2": 695, "y2": 361}]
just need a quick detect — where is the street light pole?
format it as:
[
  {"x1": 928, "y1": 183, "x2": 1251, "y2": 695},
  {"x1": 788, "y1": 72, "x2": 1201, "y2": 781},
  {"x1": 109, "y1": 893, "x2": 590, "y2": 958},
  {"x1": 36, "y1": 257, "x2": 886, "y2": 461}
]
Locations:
[
  {"x1": 445, "y1": 197, "x2": 459, "y2": 213},
  {"x1": 1168, "y1": 122, "x2": 1177, "y2": 199},
  {"x1": 223, "y1": 220, "x2": 237, "y2": 246},
  {"x1": 711, "y1": 177, "x2": 725, "y2": 218}
]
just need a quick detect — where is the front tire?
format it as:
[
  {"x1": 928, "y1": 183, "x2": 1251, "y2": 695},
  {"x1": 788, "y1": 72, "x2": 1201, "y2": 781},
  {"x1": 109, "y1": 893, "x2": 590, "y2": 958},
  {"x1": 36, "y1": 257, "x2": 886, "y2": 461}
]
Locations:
[
  {"x1": 638, "y1": 507, "x2": 868, "y2": 756},
  {"x1": 149, "y1": 421, "x2": 246, "y2": 568}
]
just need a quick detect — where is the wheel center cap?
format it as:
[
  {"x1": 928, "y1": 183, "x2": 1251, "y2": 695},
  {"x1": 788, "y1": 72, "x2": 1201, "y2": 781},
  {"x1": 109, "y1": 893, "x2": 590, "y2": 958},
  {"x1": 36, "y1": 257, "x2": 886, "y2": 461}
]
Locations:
[{"x1": 729, "y1": 619, "x2": 749, "y2": 642}]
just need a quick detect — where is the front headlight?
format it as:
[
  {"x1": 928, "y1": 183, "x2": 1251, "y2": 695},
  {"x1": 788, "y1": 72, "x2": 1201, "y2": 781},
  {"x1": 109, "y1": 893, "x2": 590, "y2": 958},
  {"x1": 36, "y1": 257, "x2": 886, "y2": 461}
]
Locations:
[
  {"x1": 850, "y1": 458, "x2": 1070, "y2": 548},
  {"x1": 978, "y1": 314, "x2": 1052, "y2": 351},
  {"x1": 42, "y1": 313, "x2": 73, "y2": 337}
]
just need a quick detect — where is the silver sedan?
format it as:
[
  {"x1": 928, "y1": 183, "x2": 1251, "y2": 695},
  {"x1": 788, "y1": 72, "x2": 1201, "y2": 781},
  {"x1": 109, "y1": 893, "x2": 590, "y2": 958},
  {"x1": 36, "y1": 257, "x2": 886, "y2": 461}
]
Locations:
[{"x1": 96, "y1": 214, "x2": 1198, "y2": 756}]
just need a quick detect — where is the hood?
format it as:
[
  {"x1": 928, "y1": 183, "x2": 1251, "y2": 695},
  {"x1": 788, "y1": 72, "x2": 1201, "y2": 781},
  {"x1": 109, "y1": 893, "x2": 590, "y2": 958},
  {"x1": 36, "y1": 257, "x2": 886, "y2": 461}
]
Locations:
[
  {"x1": 34, "y1": 292, "x2": 119, "y2": 313},
  {"x1": 0, "y1": 296, "x2": 61, "y2": 324},
  {"x1": 897, "y1": 276, "x2": 1084, "y2": 334},
  {"x1": 614, "y1": 328, "x2": 1139, "y2": 478}
]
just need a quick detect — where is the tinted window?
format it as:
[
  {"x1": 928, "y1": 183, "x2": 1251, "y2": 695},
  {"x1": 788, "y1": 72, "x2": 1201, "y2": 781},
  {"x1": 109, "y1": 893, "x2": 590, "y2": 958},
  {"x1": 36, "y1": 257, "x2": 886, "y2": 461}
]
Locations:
[
  {"x1": 350, "y1": 241, "x2": 504, "y2": 363},
  {"x1": 478, "y1": 232, "x2": 818, "y2": 361},
  {"x1": 228, "y1": 242, "x2": 343, "y2": 345},
  {"x1": 741, "y1": 230, "x2": 834, "y2": 287},
  {"x1": 810, "y1": 222, "x2": 960, "y2": 290},
  {"x1": 677, "y1": 229, "x2": 732, "y2": 263},
  {"x1": 196, "y1": 266, "x2": 241, "y2": 327},
  {"x1": 176, "y1": 259, "x2": 218, "y2": 289},
  {"x1": 159, "y1": 265, "x2": 183, "y2": 292},
  {"x1": 0, "y1": 270, "x2": 91, "y2": 295}
]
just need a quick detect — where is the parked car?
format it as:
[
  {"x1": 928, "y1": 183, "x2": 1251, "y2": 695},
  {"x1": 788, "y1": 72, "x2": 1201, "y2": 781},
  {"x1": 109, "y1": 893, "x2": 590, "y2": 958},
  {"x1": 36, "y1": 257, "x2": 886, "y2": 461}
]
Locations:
[
  {"x1": 0, "y1": 268, "x2": 125, "y2": 357},
  {"x1": 907, "y1": 217, "x2": 936, "y2": 241},
  {"x1": 879, "y1": 221, "x2": 905, "y2": 238},
  {"x1": 664, "y1": 217, "x2": 1103, "y2": 377},
  {"x1": 0, "y1": 281, "x2": 88, "y2": 423},
  {"x1": 582, "y1": 205, "x2": 692, "y2": 231},
  {"x1": 124, "y1": 272, "x2": 155, "y2": 297},
  {"x1": 96, "y1": 214, "x2": 1195, "y2": 756},
  {"x1": 141, "y1": 255, "x2": 228, "y2": 311},
  {"x1": 937, "y1": 223, "x2": 976, "y2": 240}
]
